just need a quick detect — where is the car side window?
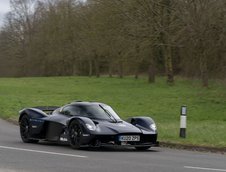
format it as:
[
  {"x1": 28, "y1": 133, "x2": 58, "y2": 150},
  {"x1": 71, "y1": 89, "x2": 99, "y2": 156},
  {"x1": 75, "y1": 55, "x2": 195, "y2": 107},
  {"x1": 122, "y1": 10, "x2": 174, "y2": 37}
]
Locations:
[
  {"x1": 62, "y1": 106, "x2": 80, "y2": 116},
  {"x1": 61, "y1": 106, "x2": 71, "y2": 116}
]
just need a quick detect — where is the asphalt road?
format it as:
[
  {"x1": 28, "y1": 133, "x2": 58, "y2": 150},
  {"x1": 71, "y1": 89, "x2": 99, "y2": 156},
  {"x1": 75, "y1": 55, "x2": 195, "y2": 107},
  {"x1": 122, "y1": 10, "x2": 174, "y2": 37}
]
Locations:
[{"x1": 0, "y1": 119, "x2": 226, "y2": 172}]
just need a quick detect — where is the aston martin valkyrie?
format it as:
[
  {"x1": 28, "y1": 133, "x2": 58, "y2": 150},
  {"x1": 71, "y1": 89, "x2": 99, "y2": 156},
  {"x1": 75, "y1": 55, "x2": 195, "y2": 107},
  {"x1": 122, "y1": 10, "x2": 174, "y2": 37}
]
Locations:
[{"x1": 19, "y1": 101, "x2": 158, "y2": 150}]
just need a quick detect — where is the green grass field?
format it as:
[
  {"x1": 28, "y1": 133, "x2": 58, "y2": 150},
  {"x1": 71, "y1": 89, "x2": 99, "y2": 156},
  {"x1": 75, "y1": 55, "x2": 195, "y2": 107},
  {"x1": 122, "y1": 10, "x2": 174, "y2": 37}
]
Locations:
[{"x1": 0, "y1": 76, "x2": 226, "y2": 147}]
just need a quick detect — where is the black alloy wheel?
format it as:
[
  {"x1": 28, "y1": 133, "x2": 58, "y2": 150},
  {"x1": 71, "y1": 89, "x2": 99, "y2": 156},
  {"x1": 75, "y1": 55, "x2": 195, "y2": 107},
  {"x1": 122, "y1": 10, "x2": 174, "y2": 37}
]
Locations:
[
  {"x1": 68, "y1": 121, "x2": 84, "y2": 149},
  {"x1": 19, "y1": 115, "x2": 39, "y2": 143}
]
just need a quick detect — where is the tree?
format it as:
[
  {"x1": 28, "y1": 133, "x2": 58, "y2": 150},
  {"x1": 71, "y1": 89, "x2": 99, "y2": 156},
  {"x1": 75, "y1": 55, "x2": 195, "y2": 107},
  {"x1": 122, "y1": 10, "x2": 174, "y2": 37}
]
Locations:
[{"x1": 177, "y1": 0, "x2": 226, "y2": 87}]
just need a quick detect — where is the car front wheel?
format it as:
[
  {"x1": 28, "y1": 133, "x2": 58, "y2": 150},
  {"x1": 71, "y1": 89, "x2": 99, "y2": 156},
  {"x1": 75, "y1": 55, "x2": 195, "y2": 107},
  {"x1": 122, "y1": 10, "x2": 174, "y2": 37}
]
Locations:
[{"x1": 68, "y1": 121, "x2": 84, "y2": 149}]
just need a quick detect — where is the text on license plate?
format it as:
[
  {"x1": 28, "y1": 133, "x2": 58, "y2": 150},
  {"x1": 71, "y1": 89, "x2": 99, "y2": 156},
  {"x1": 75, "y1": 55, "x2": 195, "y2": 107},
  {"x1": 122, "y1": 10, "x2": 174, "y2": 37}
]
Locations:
[{"x1": 119, "y1": 135, "x2": 140, "y2": 142}]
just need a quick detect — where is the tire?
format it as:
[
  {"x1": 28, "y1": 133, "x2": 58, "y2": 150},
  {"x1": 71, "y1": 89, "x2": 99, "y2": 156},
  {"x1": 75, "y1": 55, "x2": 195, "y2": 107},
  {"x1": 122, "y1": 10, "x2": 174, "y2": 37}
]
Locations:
[
  {"x1": 135, "y1": 146, "x2": 151, "y2": 151},
  {"x1": 19, "y1": 115, "x2": 39, "y2": 143},
  {"x1": 68, "y1": 120, "x2": 84, "y2": 149}
]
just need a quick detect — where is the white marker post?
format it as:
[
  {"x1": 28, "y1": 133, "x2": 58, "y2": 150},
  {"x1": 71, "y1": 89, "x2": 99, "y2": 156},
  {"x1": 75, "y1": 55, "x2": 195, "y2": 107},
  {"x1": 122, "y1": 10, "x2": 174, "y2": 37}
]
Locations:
[{"x1": 180, "y1": 106, "x2": 187, "y2": 138}]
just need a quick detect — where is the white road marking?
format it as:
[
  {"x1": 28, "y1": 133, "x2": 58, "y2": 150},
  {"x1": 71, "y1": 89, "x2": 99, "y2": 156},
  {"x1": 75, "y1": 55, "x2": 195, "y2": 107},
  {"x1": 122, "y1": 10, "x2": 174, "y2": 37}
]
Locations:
[
  {"x1": 184, "y1": 166, "x2": 226, "y2": 172},
  {"x1": 0, "y1": 145, "x2": 87, "y2": 158}
]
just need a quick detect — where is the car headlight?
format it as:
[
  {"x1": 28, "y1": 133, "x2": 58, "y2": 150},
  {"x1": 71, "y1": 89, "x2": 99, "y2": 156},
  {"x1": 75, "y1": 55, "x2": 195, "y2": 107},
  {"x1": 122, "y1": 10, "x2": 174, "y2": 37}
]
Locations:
[
  {"x1": 86, "y1": 123, "x2": 96, "y2": 131},
  {"x1": 150, "y1": 123, "x2": 157, "y2": 131}
]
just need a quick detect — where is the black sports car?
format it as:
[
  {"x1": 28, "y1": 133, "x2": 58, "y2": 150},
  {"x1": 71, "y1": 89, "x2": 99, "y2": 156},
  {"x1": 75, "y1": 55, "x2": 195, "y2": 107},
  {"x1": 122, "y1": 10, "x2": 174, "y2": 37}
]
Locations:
[{"x1": 19, "y1": 101, "x2": 158, "y2": 150}]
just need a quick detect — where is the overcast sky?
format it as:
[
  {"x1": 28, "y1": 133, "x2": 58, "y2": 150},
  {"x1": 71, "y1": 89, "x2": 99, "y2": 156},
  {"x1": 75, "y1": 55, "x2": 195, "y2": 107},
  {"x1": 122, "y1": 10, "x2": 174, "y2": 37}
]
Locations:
[
  {"x1": 0, "y1": 0, "x2": 87, "y2": 28},
  {"x1": 0, "y1": 0, "x2": 10, "y2": 27}
]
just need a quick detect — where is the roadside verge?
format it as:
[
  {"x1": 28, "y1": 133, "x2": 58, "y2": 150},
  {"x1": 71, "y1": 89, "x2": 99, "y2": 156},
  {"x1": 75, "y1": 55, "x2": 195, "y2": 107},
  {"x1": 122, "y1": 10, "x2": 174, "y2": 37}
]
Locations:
[{"x1": 160, "y1": 141, "x2": 226, "y2": 154}]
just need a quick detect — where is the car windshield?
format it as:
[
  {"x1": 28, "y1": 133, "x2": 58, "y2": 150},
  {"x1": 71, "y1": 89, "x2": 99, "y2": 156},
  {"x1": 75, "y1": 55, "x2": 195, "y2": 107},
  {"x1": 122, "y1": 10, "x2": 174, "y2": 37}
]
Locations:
[{"x1": 70, "y1": 104, "x2": 121, "y2": 121}]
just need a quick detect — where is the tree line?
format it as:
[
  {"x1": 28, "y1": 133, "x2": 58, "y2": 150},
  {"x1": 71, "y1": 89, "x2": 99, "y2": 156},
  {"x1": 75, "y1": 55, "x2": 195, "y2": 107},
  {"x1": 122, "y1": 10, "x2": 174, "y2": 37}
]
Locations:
[{"x1": 0, "y1": 0, "x2": 226, "y2": 87}]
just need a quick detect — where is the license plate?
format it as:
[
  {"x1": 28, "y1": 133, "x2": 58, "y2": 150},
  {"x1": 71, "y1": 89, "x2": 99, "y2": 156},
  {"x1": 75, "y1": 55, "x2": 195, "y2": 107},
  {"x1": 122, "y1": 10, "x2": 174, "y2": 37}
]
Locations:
[{"x1": 119, "y1": 135, "x2": 140, "y2": 142}]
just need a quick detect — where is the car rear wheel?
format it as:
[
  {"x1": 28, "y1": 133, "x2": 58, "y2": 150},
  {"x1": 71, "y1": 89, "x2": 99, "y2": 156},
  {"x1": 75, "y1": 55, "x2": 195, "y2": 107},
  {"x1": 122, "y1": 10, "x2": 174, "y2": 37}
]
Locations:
[
  {"x1": 68, "y1": 121, "x2": 84, "y2": 149},
  {"x1": 20, "y1": 115, "x2": 39, "y2": 143},
  {"x1": 135, "y1": 146, "x2": 151, "y2": 151}
]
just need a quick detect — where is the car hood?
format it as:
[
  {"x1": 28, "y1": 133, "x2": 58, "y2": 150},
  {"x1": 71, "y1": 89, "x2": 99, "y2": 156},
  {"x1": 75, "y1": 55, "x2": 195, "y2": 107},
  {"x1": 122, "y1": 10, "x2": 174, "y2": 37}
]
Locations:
[{"x1": 94, "y1": 121, "x2": 142, "y2": 135}]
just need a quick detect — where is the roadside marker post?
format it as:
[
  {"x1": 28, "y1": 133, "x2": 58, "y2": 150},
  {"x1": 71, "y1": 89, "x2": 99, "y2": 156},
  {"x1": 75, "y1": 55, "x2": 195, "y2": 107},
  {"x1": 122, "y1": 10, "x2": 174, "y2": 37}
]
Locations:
[{"x1": 179, "y1": 106, "x2": 187, "y2": 138}]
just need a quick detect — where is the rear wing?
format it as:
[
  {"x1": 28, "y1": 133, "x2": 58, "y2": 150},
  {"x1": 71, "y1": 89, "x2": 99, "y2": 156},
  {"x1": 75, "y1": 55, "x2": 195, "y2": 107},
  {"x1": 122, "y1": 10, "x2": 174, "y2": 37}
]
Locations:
[{"x1": 33, "y1": 106, "x2": 60, "y2": 115}]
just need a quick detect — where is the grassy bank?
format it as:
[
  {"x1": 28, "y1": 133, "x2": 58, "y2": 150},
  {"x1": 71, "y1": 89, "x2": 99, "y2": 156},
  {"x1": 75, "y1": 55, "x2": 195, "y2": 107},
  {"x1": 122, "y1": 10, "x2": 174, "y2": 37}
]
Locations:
[{"x1": 0, "y1": 76, "x2": 226, "y2": 147}]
